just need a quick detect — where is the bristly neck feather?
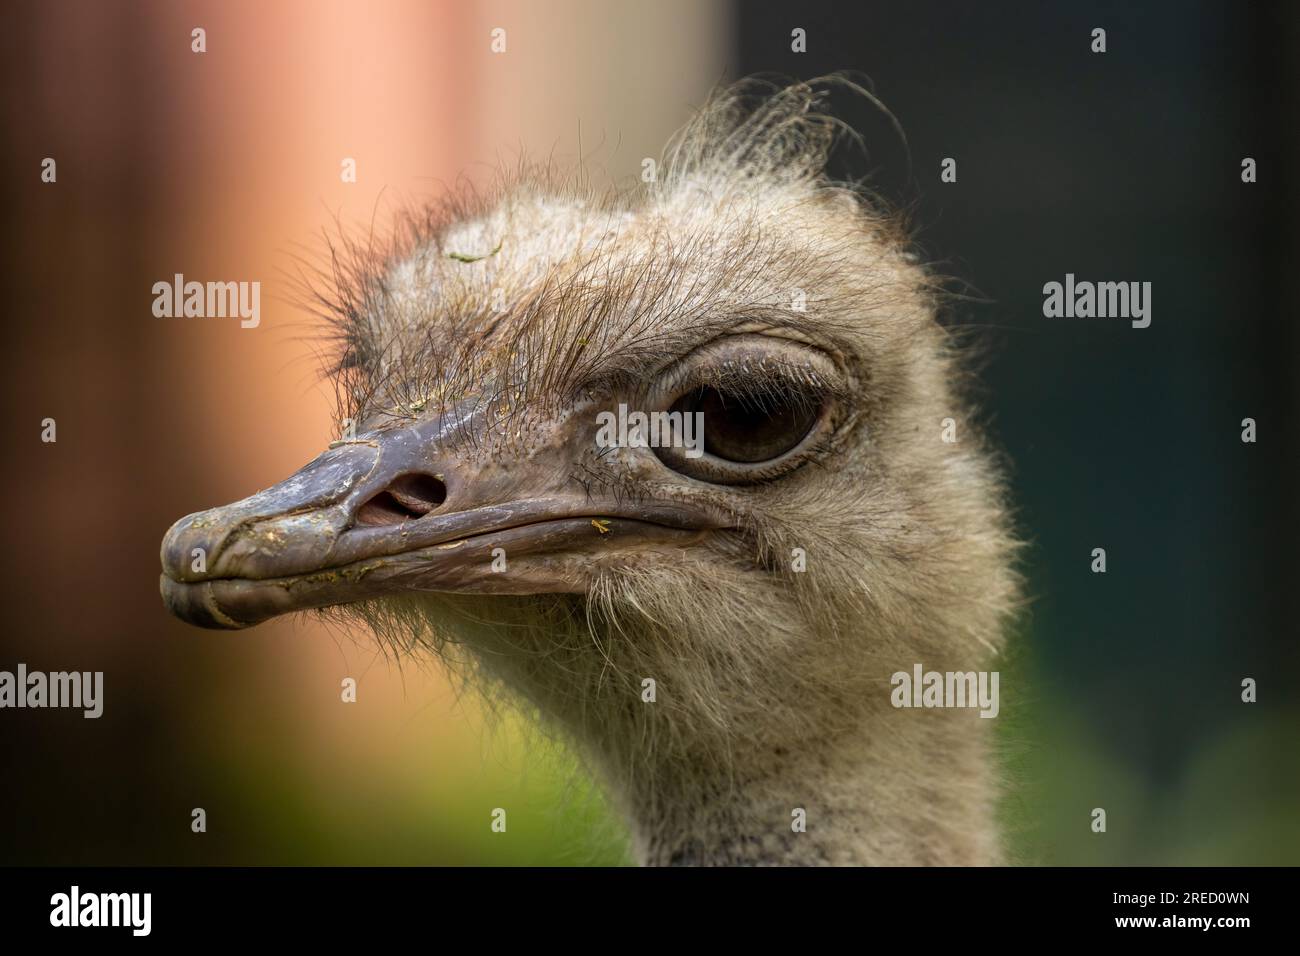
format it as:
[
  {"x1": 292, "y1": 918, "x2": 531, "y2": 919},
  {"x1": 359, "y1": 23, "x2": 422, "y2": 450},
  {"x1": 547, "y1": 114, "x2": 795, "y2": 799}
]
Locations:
[{"x1": 603, "y1": 701, "x2": 1001, "y2": 866}]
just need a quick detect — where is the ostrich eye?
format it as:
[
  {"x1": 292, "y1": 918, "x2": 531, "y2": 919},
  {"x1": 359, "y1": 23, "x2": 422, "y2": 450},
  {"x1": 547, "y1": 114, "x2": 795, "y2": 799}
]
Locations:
[
  {"x1": 649, "y1": 335, "x2": 842, "y2": 486},
  {"x1": 670, "y1": 386, "x2": 819, "y2": 463}
]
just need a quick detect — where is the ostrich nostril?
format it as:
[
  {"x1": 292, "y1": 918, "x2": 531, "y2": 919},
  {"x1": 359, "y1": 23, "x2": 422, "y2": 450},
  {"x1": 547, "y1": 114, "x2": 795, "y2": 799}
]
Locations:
[{"x1": 355, "y1": 473, "x2": 448, "y2": 527}]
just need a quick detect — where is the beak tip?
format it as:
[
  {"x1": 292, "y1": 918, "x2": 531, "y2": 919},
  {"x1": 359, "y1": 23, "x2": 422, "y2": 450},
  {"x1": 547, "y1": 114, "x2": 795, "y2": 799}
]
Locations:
[
  {"x1": 159, "y1": 575, "x2": 251, "y2": 630},
  {"x1": 160, "y1": 511, "x2": 208, "y2": 582}
]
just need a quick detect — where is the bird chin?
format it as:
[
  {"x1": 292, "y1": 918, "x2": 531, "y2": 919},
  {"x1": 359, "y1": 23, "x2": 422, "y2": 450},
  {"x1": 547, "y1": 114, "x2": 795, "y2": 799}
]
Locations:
[{"x1": 160, "y1": 517, "x2": 704, "y2": 630}]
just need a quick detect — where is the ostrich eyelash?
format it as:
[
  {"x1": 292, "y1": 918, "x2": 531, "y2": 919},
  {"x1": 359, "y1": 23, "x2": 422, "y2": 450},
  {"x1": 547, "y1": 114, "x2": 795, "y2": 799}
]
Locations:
[{"x1": 665, "y1": 354, "x2": 846, "y2": 415}]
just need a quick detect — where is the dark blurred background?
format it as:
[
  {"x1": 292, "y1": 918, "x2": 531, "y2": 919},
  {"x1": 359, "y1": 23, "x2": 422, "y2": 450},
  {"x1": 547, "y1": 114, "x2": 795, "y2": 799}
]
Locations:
[
  {"x1": 1, "y1": 0, "x2": 1296, "y2": 865},
  {"x1": 736, "y1": 0, "x2": 1300, "y2": 862}
]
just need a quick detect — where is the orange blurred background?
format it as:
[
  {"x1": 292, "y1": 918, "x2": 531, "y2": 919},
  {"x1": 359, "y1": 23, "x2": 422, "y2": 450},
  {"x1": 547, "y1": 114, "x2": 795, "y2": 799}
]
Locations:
[{"x1": 1, "y1": 0, "x2": 728, "y2": 864}]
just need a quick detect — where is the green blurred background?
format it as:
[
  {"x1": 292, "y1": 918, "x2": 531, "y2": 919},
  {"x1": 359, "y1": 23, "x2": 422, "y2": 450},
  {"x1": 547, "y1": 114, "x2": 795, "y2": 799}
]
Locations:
[{"x1": 1, "y1": 0, "x2": 1296, "y2": 865}]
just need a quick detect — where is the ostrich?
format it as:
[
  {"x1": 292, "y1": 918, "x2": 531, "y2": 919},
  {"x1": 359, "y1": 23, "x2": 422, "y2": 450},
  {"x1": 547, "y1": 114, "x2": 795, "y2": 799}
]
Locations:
[{"x1": 160, "y1": 78, "x2": 1021, "y2": 866}]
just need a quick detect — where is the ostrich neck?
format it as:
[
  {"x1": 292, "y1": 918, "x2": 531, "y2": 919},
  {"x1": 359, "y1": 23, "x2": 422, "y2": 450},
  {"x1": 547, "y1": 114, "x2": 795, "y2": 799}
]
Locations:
[{"x1": 612, "y1": 705, "x2": 1000, "y2": 866}]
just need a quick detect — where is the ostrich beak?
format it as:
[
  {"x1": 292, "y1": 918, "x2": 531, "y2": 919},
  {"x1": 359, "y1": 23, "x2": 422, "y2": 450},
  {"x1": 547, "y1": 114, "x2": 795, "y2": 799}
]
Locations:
[{"x1": 159, "y1": 407, "x2": 714, "y2": 629}]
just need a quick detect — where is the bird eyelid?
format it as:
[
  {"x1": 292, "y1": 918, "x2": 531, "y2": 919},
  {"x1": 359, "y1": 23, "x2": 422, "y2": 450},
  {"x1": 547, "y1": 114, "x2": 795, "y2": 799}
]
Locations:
[{"x1": 648, "y1": 333, "x2": 849, "y2": 412}]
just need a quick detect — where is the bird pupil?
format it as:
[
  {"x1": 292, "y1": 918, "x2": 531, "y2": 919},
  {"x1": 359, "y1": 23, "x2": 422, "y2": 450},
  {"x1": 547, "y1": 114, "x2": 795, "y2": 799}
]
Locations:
[{"x1": 676, "y1": 386, "x2": 816, "y2": 463}]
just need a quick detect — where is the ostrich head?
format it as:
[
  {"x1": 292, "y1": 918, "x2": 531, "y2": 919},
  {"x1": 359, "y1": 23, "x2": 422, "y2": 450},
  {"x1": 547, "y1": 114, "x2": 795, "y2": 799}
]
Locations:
[{"x1": 160, "y1": 79, "x2": 1020, "y2": 865}]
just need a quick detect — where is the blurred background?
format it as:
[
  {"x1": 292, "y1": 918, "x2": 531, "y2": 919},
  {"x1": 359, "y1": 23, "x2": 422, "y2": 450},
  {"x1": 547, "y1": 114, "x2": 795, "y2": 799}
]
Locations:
[{"x1": 0, "y1": 0, "x2": 1295, "y2": 865}]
